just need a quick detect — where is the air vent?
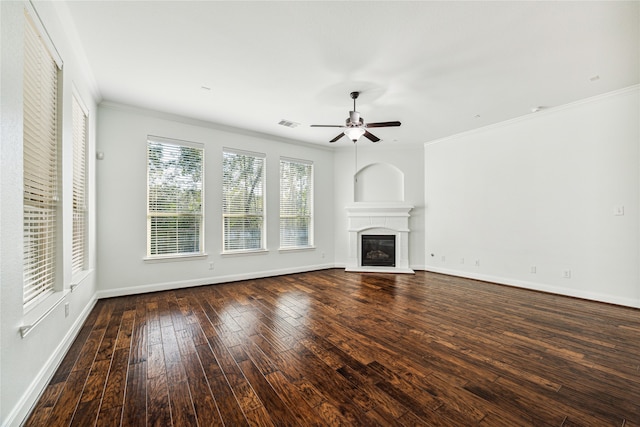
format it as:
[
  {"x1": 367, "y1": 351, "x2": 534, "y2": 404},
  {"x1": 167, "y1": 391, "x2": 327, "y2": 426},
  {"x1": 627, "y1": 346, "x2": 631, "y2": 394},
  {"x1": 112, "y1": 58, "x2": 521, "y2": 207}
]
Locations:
[{"x1": 278, "y1": 119, "x2": 300, "y2": 128}]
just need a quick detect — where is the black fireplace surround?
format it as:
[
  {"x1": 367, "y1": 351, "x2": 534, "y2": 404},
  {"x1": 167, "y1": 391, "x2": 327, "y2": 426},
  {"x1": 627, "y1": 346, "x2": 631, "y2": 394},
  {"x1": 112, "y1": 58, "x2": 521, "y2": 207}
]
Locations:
[{"x1": 361, "y1": 235, "x2": 396, "y2": 267}]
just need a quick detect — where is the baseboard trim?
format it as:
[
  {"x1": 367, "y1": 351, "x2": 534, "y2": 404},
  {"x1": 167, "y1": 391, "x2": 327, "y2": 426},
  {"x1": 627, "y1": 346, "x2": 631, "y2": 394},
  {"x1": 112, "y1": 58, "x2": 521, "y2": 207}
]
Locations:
[
  {"x1": 424, "y1": 266, "x2": 640, "y2": 309},
  {"x1": 5, "y1": 295, "x2": 98, "y2": 427},
  {"x1": 95, "y1": 263, "x2": 337, "y2": 299}
]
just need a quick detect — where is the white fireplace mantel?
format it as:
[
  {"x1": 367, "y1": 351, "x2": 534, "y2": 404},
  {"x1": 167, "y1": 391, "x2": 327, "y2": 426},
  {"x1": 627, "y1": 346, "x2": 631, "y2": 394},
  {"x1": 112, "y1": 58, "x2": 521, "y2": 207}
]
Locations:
[{"x1": 345, "y1": 202, "x2": 414, "y2": 274}]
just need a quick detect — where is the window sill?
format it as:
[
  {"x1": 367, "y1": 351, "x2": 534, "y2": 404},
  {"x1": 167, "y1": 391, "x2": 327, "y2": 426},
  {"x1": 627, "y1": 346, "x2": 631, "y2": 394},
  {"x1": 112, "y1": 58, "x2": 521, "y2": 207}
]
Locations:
[
  {"x1": 221, "y1": 249, "x2": 269, "y2": 257},
  {"x1": 278, "y1": 246, "x2": 316, "y2": 253},
  {"x1": 144, "y1": 253, "x2": 208, "y2": 263}
]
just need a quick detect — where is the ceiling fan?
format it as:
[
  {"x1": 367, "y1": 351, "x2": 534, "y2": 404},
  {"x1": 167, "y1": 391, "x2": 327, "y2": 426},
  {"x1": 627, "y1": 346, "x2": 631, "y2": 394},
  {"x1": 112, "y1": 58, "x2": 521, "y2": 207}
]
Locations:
[{"x1": 311, "y1": 91, "x2": 401, "y2": 143}]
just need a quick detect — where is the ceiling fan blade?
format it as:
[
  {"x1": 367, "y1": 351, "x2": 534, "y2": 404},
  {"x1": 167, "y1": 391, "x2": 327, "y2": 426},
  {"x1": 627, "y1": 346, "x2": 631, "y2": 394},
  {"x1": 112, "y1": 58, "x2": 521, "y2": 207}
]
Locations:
[
  {"x1": 330, "y1": 133, "x2": 345, "y2": 143},
  {"x1": 363, "y1": 130, "x2": 380, "y2": 142},
  {"x1": 310, "y1": 124, "x2": 345, "y2": 128},
  {"x1": 365, "y1": 121, "x2": 401, "y2": 128}
]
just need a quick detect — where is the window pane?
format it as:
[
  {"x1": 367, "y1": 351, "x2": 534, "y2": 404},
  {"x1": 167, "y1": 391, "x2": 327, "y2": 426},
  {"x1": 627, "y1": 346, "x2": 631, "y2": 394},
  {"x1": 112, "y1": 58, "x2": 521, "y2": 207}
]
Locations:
[
  {"x1": 149, "y1": 215, "x2": 201, "y2": 255},
  {"x1": 23, "y1": 11, "x2": 59, "y2": 307},
  {"x1": 222, "y1": 150, "x2": 265, "y2": 252},
  {"x1": 279, "y1": 159, "x2": 313, "y2": 249},
  {"x1": 223, "y1": 216, "x2": 263, "y2": 251},
  {"x1": 147, "y1": 138, "x2": 204, "y2": 257},
  {"x1": 71, "y1": 96, "x2": 88, "y2": 275},
  {"x1": 280, "y1": 217, "x2": 310, "y2": 247}
]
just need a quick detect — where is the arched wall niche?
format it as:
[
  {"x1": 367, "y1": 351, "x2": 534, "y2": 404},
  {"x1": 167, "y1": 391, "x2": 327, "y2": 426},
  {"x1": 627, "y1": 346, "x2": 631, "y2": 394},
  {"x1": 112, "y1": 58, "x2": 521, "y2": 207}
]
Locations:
[{"x1": 354, "y1": 162, "x2": 404, "y2": 202}]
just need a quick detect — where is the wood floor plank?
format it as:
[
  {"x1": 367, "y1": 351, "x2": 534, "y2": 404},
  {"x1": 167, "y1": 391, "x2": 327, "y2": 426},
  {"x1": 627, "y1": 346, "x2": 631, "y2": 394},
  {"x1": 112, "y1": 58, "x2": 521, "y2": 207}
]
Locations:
[
  {"x1": 181, "y1": 351, "x2": 224, "y2": 426},
  {"x1": 167, "y1": 380, "x2": 198, "y2": 426},
  {"x1": 146, "y1": 368, "x2": 172, "y2": 427},
  {"x1": 70, "y1": 398, "x2": 101, "y2": 427},
  {"x1": 22, "y1": 382, "x2": 64, "y2": 427},
  {"x1": 239, "y1": 358, "x2": 301, "y2": 427},
  {"x1": 46, "y1": 368, "x2": 88, "y2": 426},
  {"x1": 95, "y1": 405, "x2": 123, "y2": 427},
  {"x1": 195, "y1": 343, "x2": 250, "y2": 427},
  {"x1": 25, "y1": 269, "x2": 640, "y2": 426},
  {"x1": 99, "y1": 347, "x2": 130, "y2": 410},
  {"x1": 121, "y1": 360, "x2": 147, "y2": 427}
]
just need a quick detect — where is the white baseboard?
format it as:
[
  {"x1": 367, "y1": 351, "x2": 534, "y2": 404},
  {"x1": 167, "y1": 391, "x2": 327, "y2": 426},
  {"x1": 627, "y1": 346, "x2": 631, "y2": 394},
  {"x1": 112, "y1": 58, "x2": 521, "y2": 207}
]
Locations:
[
  {"x1": 424, "y1": 266, "x2": 640, "y2": 309},
  {"x1": 5, "y1": 295, "x2": 98, "y2": 427},
  {"x1": 95, "y1": 263, "x2": 337, "y2": 299}
]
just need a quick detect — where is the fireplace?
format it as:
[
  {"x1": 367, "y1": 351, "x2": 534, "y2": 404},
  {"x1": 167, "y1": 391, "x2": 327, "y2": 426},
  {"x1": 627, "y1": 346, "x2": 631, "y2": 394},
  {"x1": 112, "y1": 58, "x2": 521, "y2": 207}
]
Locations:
[
  {"x1": 362, "y1": 235, "x2": 396, "y2": 267},
  {"x1": 345, "y1": 202, "x2": 414, "y2": 273}
]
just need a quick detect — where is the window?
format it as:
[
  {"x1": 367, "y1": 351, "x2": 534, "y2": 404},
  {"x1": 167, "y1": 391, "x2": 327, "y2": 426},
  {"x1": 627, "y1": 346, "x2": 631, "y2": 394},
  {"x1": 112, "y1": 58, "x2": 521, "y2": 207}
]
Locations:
[
  {"x1": 222, "y1": 149, "x2": 265, "y2": 252},
  {"x1": 23, "y1": 11, "x2": 61, "y2": 307},
  {"x1": 71, "y1": 95, "x2": 88, "y2": 275},
  {"x1": 147, "y1": 136, "x2": 204, "y2": 257},
  {"x1": 279, "y1": 158, "x2": 313, "y2": 249}
]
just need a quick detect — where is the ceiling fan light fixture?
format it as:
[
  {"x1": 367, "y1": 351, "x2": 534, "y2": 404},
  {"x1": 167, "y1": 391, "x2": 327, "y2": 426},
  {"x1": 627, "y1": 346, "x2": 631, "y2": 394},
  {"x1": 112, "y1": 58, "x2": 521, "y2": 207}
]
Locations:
[
  {"x1": 310, "y1": 91, "x2": 400, "y2": 143},
  {"x1": 344, "y1": 127, "x2": 365, "y2": 142}
]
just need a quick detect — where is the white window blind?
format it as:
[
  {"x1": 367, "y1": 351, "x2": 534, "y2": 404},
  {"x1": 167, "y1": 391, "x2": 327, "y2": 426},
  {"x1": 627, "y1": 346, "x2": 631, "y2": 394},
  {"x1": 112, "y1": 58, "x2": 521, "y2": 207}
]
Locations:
[
  {"x1": 147, "y1": 137, "x2": 204, "y2": 257},
  {"x1": 222, "y1": 149, "x2": 265, "y2": 252},
  {"x1": 23, "y1": 11, "x2": 60, "y2": 307},
  {"x1": 280, "y1": 159, "x2": 313, "y2": 248},
  {"x1": 71, "y1": 95, "x2": 88, "y2": 275}
]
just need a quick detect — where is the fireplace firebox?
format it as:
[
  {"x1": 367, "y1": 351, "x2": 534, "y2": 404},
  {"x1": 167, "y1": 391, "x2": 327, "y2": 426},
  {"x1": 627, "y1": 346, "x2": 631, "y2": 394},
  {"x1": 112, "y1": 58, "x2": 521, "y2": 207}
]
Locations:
[{"x1": 361, "y1": 235, "x2": 396, "y2": 267}]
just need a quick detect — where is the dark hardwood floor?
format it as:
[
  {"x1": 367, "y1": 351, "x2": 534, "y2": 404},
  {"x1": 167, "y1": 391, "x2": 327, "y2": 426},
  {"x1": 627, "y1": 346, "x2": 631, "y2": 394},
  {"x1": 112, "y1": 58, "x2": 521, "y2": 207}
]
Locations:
[{"x1": 24, "y1": 269, "x2": 640, "y2": 426}]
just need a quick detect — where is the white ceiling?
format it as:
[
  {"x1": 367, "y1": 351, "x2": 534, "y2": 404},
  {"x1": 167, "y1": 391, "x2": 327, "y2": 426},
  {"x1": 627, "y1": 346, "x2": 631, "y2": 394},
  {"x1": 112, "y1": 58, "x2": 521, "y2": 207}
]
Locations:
[{"x1": 59, "y1": 1, "x2": 639, "y2": 146}]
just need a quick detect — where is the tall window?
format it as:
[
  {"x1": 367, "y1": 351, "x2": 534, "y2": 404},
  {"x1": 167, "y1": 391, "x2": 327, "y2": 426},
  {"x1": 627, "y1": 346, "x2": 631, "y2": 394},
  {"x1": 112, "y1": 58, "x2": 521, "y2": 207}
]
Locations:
[
  {"x1": 23, "y1": 11, "x2": 61, "y2": 307},
  {"x1": 222, "y1": 149, "x2": 265, "y2": 252},
  {"x1": 147, "y1": 137, "x2": 204, "y2": 257},
  {"x1": 280, "y1": 158, "x2": 313, "y2": 249},
  {"x1": 71, "y1": 95, "x2": 88, "y2": 275}
]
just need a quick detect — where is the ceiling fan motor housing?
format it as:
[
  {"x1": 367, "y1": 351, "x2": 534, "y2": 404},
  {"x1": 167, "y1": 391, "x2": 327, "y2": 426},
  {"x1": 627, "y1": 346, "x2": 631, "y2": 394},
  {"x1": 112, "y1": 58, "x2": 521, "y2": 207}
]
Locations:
[{"x1": 348, "y1": 111, "x2": 363, "y2": 126}]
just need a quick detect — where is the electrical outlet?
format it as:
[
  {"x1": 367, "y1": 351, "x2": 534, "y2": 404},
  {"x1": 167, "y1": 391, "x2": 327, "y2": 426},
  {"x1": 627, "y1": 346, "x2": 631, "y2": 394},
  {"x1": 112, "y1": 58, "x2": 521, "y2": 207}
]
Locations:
[
  {"x1": 563, "y1": 269, "x2": 571, "y2": 279},
  {"x1": 209, "y1": 262, "x2": 215, "y2": 270},
  {"x1": 460, "y1": 258, "x2": 465, "y2": 264},
  {"x1": 474, "y1": 259, "x2": 480, "y2": 267},
  {"x1": 64, "y1": 302, "x2": 70, "y2": 318},
  {"x1": 441, "y1": 255, "x2": 446, "y2": 262},
  {"x1": 530, "y1": 266, "x2": 537, "y2": 274},
  {"x1": 613, "y1": 205, "x2": 625, "y2": 216}
]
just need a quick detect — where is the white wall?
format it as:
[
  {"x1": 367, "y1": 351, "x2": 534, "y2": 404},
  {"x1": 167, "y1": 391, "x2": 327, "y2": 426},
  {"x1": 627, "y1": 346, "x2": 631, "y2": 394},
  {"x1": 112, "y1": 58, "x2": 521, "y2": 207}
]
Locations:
[
  {"x1": 0, "y1": 1, "x2": 99, "y2": 425},
  {"x1": 425, "y1": 87, "x2": 640, "y2": 308},
  {"x1": 333, "y1": 143, "x2": 426, "y2": 270},
  {"x1": 95, "y1": 104, "x2": 335, "y2": 297}
]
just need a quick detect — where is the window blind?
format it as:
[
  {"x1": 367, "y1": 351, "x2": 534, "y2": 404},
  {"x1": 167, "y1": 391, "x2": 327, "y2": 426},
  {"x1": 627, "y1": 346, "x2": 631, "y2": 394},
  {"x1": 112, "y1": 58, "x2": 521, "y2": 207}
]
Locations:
[
  {"x1": 71, "y1": 95, "x2": 88, "y2": 275},
  {"x1": 279, "y1": 159, "x2": 313, "y2": 248},
  {"x1": 222, "y1": 149, "x2": 265, "y2": 252},
  {"x1": 147, "y1": 137, "x2": 204, "y2": 257},
  {"x1": 23, "y1": 11, "x2": 60, "y2": 307}
]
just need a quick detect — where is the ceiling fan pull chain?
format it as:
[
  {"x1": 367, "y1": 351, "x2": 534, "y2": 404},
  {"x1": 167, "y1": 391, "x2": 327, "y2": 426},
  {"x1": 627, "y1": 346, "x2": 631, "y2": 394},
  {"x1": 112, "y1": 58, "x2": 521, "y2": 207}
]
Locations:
[{"x1": 354, "y1": 140, "x2": 358, "y2": 182}]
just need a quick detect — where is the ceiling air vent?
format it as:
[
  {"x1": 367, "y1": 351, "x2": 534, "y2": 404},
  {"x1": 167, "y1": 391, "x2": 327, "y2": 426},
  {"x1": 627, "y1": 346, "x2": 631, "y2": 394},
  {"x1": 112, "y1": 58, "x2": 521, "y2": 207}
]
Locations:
[{"x1": 278, "y1": 119, "x2": 300, "y2": 128}]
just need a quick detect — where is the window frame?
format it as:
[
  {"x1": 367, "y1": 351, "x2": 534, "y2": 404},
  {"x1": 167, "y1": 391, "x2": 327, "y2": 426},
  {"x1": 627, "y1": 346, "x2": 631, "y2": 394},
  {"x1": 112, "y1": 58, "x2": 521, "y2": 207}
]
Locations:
[
  {"x1": 146, "y1": 136, "x2": 205, "y2": 260},
  {"x1": 22, "y1": 8, "x2": 63, "y2": 311},
  {"x1": 71, "y1": 92, "x2": 89, "y2": 277},
  {"x1": 222, "y1": 148, "x2": 267, "y2": 254},
  {"x1": 279, "y1": 157, "x2": 314, "y2": 250}
]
